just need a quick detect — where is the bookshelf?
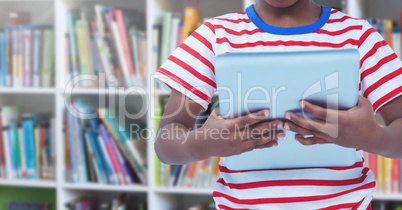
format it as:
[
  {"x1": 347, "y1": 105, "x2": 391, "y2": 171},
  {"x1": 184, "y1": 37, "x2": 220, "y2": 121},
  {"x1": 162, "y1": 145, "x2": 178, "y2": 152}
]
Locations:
[{"x1": 0, "y1": 0, "x2": 400, "y2": 209}]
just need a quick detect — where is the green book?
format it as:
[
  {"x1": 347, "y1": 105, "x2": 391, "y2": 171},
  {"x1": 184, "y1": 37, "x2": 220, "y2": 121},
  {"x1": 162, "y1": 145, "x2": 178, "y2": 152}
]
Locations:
[{"x1": 159, "y1": 12, "x2": 173, "y2": 66}]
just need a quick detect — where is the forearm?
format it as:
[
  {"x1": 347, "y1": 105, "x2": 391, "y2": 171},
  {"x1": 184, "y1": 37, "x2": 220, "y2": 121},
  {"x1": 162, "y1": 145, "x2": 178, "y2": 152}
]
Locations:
[
  {"x1": 363, "y1": 119, "x2": 402, "y2": 158},
  {"x1": 154, "y1": 123, "x2": 210, "y2": 165}
]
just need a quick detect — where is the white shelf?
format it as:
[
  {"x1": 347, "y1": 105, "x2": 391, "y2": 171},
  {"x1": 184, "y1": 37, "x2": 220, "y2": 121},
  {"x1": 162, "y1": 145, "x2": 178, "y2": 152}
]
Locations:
[
  {"x1": 0, "y1": 179, "x2": 56, "y2": 188},
  {"x1": 61, "y1": 87, "x2": 149, "y2": 95},
  {"x1": 373, "y1": 193, "x2": 402, "y2": 201},
  {"x1": 0, "y1": 87, "x2": 56, "y2": 94},
  {"x1": 62, "y1": 183, "x2": 148, "y2": 193},
  {"x1": 154, "y1": 187, "x2": 213, "y2": 195}
]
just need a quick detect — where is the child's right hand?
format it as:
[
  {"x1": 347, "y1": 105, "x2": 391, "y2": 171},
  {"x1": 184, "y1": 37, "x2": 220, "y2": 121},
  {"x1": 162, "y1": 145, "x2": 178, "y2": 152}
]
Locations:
[{"x1": 198, "y1": 108, "x2": 285, "y2": 158}]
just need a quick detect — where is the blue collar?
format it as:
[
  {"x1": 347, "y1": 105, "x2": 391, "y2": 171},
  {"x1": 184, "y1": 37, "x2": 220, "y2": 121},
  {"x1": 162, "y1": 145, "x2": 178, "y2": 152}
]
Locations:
[{"x1": 246, "y1": 5, "x2": 331, "y2": 35}]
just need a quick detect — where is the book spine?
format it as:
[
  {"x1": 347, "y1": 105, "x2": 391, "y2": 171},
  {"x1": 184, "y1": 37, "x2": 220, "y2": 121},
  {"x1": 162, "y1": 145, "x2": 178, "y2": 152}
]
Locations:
[
  {"x1": 391, "y1": 159, "x2": 400, "y2": 193},
  {"x1": 4, "y1": 127, "x2": 15, "y2": 178},
  {"x1": 111, "y1": 137, "x2": 133, "y2": 184},
  {"x1": 67, "y1": 12, "x2": 80, "y2": 80},
  {"x1": 22, "y1": 118, "x2": 36, "y2": 178},
  {"x1": 32, "y1": 29, "x2": 42, "y2": 87},
  {"x1": 131, "y1": 30, "x2": 140, "y2": 79},
  {"x1": 97, "y1": 133, "x2": 118, "y2": 184},
  {"x1": 22, "y1": 26, "x2": 33, "y2": 87},
  {"x1": 107, "y1": 13, "x2": 132, "y2": 87},
  {"x1": 68, "y1": 113, "x2": 78, "y2": 183},
  {"x1": 17, "y1": 27, "x2": 23, "y2": 87},
  {"x1": 4, "y1": 27, "x2": 12, "y2": 86},
  {"x1": 18, "y1": 124, "x2": 27, "y2": 178},
  {"x1": 114, "y1": 9, "x2": 136, "y2": 79},
  {"x1": 100, "y1": 125, "x2": 125, "y2": 185},
  {"x1": 0, "y1": 33, "x2": 6, "y2": 87},
  {"x1": 84, "y1": 131, "x2": 102, "y2": 184},
  {"x1": 11, "y1": 27, "x2": 19, "y2": 87},
  {"x1": 76, "y1": 119, "x2": 88, "y2": 182},
  {"x1": 87, "y1": 130, "x2": 108, "y2": 184}
]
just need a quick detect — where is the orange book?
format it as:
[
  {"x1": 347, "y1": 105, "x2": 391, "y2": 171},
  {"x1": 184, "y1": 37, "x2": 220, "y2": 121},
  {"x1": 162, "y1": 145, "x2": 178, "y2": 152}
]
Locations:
[
  {"x1": 385, "y1": 19, "x2": 394, "y2": 49},
  {"x1": 182, "y1": 7, "x2": 200, "y2": 42},
  {"x1": 185, "y1": 162, "x2": 198, "y2": 187}
]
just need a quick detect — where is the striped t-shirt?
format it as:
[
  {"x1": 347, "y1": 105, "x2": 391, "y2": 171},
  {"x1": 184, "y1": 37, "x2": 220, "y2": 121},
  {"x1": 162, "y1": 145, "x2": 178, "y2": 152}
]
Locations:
[{"x1": 155, "y1": 5, "x2": 402, "y2": 210}]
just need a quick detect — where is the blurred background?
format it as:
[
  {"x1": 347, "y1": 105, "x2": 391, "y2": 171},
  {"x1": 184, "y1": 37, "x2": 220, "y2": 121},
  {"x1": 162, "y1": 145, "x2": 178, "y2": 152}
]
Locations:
[{"x1": 0, "y1": 0, "x2": 400, "y2": 209}]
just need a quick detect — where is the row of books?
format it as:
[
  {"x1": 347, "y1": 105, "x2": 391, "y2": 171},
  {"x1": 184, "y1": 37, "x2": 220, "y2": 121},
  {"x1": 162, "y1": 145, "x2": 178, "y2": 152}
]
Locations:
[
  {"x1": 64, "y1": 103, "x2": 147, "y2": 185},
  {"x1": 0, "y1": 106, "x2": 55, "y2": 180},
  {"x1": 153, "y1": 7, "x2": 203, "y2": 69},
  {"x1": 367, "y1": 17, "x2": 402, "y2": 59},
  {"x1": 65, "y1": 194, "x2": 146, "y2": 210},
  {"x1": 158, "y1": 157, "x2": 220, "y2": 188},
  {"x1": 0, "y1": 11, "x2": 54, "y2": 88},
  {"x1": 66, "y1": 5, "x2": 147, "y2": 89},
  {"x1": 364, "y1": 151, "x2": 402, "y2": 194}
]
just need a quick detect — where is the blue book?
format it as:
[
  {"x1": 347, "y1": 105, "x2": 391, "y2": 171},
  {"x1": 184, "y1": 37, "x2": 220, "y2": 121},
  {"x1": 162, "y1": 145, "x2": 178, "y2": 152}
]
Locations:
[
  {"x1": 85, "y1": 129, "x2": 107, "y2": 184},
  {"x1": 97, "y1": 132, "x2": 118, "y2": 185},
  {"x1": 68, "y1": 113, "x2": 78, "y2": 183},
  {"x1": 131, "y1": 30, "x2": 140, "y2": 76},
  {"x1": 0, "y1": 32, "x2": 5, "y2": 86},
  {"x1": 22, "y1": 115, "x2": 36, "y2": 179},
  {"x1": 169, "y1": 165, "x2": 182, "y2": 187},
  {"x1": 76, "y1": 118, "x2": 87, "y2": 183}
]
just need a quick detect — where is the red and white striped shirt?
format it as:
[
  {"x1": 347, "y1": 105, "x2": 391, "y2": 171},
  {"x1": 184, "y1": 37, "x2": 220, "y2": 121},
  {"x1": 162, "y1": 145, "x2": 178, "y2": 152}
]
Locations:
[{"x1": 155, "y1": 5, "x2": 402, "y2": 210}]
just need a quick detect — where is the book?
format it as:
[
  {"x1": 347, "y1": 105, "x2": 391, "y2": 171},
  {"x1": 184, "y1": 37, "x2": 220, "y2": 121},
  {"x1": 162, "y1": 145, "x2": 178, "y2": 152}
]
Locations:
[
  {"x1": 182, "y1": 7, "x2": 200, "y2": 42},
  {"x1": 7, "y1": 201, "x2": 48, "y2": 210}
]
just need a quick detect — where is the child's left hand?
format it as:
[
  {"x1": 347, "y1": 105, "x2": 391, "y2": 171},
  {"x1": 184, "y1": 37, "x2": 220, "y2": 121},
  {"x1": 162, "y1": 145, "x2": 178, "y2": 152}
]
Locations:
[{"x1": 284, "y1": 96, "x2": 381, "y2": 149}]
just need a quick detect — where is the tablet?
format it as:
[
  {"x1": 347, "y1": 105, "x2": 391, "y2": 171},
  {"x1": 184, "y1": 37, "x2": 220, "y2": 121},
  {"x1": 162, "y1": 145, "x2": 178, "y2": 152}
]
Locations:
[{"x1": 214, "y1": 49, "x2": 360, "y2": 170}]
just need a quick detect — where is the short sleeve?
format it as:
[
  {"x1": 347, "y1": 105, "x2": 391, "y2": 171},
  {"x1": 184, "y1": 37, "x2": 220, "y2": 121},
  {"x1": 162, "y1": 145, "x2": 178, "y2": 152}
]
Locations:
[
  {"x1": 154, "y1": 20, "x2": 217, "y2": 110},
  {"x1": 359, "y1": 20, "x2": 402, "y2": 112}
]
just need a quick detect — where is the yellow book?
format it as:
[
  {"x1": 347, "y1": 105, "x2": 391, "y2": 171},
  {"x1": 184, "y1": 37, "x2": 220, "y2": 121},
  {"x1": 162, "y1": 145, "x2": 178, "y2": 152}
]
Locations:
[
  {"x1": 384, "y1": 157, "x2": 392, "y2": 193},
  {"x1": 377, "y1": 155, "x2": 384, "y2": 193},
  {"x1": 182, "y1": 7, "x2": 200, "y2": 42}
]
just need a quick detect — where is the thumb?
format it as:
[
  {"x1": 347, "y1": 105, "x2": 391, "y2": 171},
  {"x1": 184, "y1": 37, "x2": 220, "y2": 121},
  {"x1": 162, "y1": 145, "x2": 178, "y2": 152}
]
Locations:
[
  {"x1": 357, "y1": 95, "x2": 372, "y2": 108},
  {"x1": 211, "y1": 107, "x2": 221, "y2": 118}
]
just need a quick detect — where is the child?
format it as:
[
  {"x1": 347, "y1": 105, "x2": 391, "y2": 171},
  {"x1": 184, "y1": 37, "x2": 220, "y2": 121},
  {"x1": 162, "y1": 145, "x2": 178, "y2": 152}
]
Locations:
[{"x1": 154, "y1": 0, "x2": 402, "y2": 209}]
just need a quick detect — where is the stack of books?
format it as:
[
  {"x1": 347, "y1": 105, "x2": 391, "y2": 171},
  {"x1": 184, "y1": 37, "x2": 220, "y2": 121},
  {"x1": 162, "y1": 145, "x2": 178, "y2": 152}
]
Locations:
[
  {"x1": 0, "y1": 11, "x2": 54, "y2": 88},
  {"x1": 64, "y1": 102, "x2": 147, "y2": 185},
  {"x1": 367, "y1": 17, "x2": 401, "y2": 58},
  {"x1": 152, "y1": 7, "x2": 203, "y2": 69},
  {"x1": 66, "y1": 5, "x2": 147, "y2": 89},
  {"x1": 0, "y1": 106, "x2": 55, "y2": 180}
]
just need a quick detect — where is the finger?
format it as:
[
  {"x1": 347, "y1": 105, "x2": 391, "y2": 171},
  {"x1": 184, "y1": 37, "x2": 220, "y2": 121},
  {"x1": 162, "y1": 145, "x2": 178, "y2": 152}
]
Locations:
[
  {"x1": 228, "y1": 109, "x2": 270, "y2": 129},
  {"x1": 294, "y1": 134, "x2": 330, "y2": 146},
  {"x1": 239, "y1": 120, "x2": 284, "y2": 139},
  {"x1": 284, "y1": 112, "x2": 326, "y2": 133},
  {"x1": 284, "y1": 121, "x2": 317, "y2": 136},
  {"x1": 300, "y1": 100, "x2": 340, "y2": 123},
  {"x1": 242, "y1": 130, "x2": 286, "y2": 149},
  {"x1": 357, "y1": 95, "x2": 372, "y2": 109},
  {"x1": 210, "y1": 108, "x2": 222, "y2": 119},
  {"x1": 255, "y1": 141, "x2": 278, "y2": 149}
]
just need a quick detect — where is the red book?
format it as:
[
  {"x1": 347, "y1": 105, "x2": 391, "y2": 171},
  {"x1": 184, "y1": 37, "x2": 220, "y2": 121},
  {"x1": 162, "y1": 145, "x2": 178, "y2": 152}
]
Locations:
[
  {"x1": 113, "y1": 9, "x2": 136, "y2": 77},
  {"x1": 392, "y1": 159, "x2": 400, "y2": 193}
]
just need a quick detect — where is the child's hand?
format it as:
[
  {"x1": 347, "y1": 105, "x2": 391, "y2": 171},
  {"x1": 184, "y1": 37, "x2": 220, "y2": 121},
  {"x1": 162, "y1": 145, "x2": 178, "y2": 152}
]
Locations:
[
  {"x1": 283, "y1": 96, "x2": 380, "y2": 149},
  {"x1": 200, "y1": 108, "x2": 285, "y2": 157}
]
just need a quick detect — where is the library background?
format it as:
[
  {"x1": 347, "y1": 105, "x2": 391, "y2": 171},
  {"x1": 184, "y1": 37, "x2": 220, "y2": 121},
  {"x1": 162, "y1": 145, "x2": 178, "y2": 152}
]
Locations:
[{"x1": 0, "y1": 0, "x2": 400, "y2": 209}]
